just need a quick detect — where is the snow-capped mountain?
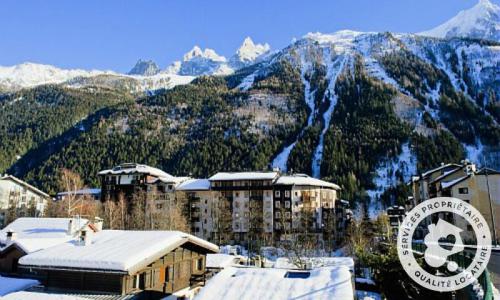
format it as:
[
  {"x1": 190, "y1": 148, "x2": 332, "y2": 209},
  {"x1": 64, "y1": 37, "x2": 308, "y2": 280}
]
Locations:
[
  {"x1": 419, "y1": 0, "x2": 500, "y2": 42},
  {"x1": 170, "y1": 46, "x2": 232, "y2": 76},
  {"x1": 0, "y1": 62, "x2": 112, "y2": 91},
  {"x1": 165, "y1": 37, "x2": 271, "y2": 76},
  {"x1": 128, "y1": 59, "x2": 160, "y2": 76},
  {"x1": 229, "y1": 37, "x2": 271, "y2": 69},
  {"x1": 0, "y1": 62, "x2": 193, "y2": 93}
]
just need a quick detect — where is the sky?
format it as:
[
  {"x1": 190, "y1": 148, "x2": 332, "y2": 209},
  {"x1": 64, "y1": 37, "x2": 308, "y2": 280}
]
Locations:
[{"x1": 0, "y1": 0, "x2": 487, "y2": 73}]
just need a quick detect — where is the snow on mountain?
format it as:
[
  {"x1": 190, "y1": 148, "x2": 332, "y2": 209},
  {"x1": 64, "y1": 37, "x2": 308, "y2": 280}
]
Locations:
[
  {"x1": 0, "y1": 62, "x2": 112, "y2": 90},
  {"x1": 182, "y1": 46, "x2": 227, "y2": 62},
  {"x1": 0, "y1": 62, "x2": 193, "y2": 93},
  {"x1": 127, "y1": 59, "x2": 160, "y2": 76},
  {"x1": 165, "y1": 46, "x2": 232, "y2": 76},
  {"x1": 419, "y1": 0, "x2": 500, "y2": 42},
  {"x1": 229, "y1": 37, "x2": 271, "y2": 68}
]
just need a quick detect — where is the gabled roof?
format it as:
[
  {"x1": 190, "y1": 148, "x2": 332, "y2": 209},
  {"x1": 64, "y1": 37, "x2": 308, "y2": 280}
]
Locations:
[
  {"x1": 0, "y1": 175, "x2": 50, "y2": 199},
  {"x1": 274, "y1": 174, "x2": 340, "y2": 190},
  {"x1": 441, "y1": 175, "x2": 471, "y2": 190},
  {"x1": 176, "y1": 179, "x2": 211, "y2": 191},
  {"x1": 421, "y1": 163, "x2": 462, "y2": 178},
  {"x1": 19, "y1": 230, "x2": 219, "y2": 274},
  {"x1": 0, "y1": 218, "x2": 88, "y2": 253},
  {"x1": 209, "y1": 172, "x2": 279, "y2": 181}
]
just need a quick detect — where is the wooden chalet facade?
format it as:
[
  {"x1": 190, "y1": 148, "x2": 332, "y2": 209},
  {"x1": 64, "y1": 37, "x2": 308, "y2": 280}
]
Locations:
[{"x1": 19, "y1": 230, "x2": 218, "y2": 297}]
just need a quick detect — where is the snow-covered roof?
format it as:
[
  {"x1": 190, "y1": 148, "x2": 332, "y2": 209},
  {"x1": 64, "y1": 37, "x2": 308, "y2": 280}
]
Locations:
[
  {"x1": 274, "y1": 174, "x2": 340, "y2": 190},
  {"x1": 430, "y1": 168, "x2": 462, "y2": 184},
  {"x1": 0, "y1": 276, "x2": 39, "y2": 297},
  {"x1": 194, "y1": 266, "x2": 354, "y2": 300},
  {"x1": 19, "y1": 230, "x2": 218, "y2": 274},
  {"x1": 421, "y1": 163, "x2": 462, "y2": 178},
  {"x1": 0, "y1": 218, "x2": 88, "y2": 253},
  {"x1": 274, "y1": 257, "x2": 354, "y2": 272},
  {"x1": 209, "y1": 171, "x2": 279, "y2": 181},
  {"x1": 2, "y1": 291, "x2": 87, "y2": 300},
  {"x1": 176, "y1": 179, "x2": 211, "y2": 191},
  {"x1": 441, "y1": 175, "x2": 471, "y2": 190},
  {"x1": 0, "y1": 175, "x2": 50, "y2": 199},
  {"x1": 206, "y1": 254, "x2": 241, "y2": 269},
  {"x1": 56, "y1": 188, "x2": 101, "y2": 197},
  {"x1": 98, "y1": 163, "x2": 175, "y2": 179}
]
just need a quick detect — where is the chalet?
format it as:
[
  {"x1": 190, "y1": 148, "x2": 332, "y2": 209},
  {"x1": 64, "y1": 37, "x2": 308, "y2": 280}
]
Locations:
[
  {"x1": 18, "y1": 230, "x2": 219, "y2": 298},
  {"x1": 0, "y1": 217, "x2": 89, "y2": 275},
  {"x1": 0, "y1": 175, "x2": 51, "y2": 227}
]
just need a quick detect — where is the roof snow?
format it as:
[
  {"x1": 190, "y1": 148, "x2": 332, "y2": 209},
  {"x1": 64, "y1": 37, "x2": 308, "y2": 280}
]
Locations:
[
  {"x1": 441, "y1": 175, "x2": 471, "y2": 189},
  {"x1": 274, "y1": 174, "x2": 340, "y2": 190},
  {"x1": 419, "y1": 0, "x2": 500, "y2": 41},
  {"x1": 56, "y1": 188, "x2": 101, "y2": 197},
  {"x1": 176, "y1": 179, "x2": 211, "y2": 191},
  {"x1": 209, "y1": 171, "x2": 279, "y2": 181},
  {"x1": 98, "y1": 163, "x2": 177, "y2": 181},
  {"x1": 2, "y1": 291, "x2": 88, "y2": 300},
  {"x1": 274, "y1": 257, "x2": 354, "y2": 271},
  {"x1": 194, "y1": 266, "x2": 354, "y2": 300},
  {"x1": 0, "y1": 217, "x2": 88, "y2": 253},
  {"x1": 19, "y1": 230, "x2": 218, "y2": 274},
  {"x1": 0, "y1": 276, "x2": 39, "y2": 297},
  {"x1": 421, "y1": 163, "x2": 462, "y2": 178},
  {"x1": 206, "y1": 254, "x2": 241, "y2": 269}
]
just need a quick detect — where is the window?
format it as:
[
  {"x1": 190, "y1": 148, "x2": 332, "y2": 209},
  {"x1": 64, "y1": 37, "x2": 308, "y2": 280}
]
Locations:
[
  {"x1": 295, "y1": 191, "x2": 299, "y2": 197},
  {"x1": 285, "y1": 190, "x2": 290, "y2": 198},
  {"x1": 236, "y1": 192, "x2": 240, "y2": 197},
  {"x1": 196, "y1": 258, "x2": 204, "y2": 271},
  {"x1": 275, "y1": 191, "x2": 280, "y2": 197},
  {"x1": 266, "y1": 191, "x2": 270, "y2": 197},
  {"x1": 244, "y1": 191, "x2": 249, "y2": 197},
  {"x1": 275, "y1": 212, "x2": 281, "y2": 218},
  {"x1": 285, "y1": 212, "x2": 291, "y2": 219},
  {"x1": 458, "y1": 187, "x2": 469, "y2": 194},
  {"x1": 156, "y1": 204, "x2": 163, "y2": 210},
  {"x1": 275, "y1": 201, "x2": 281, "y2": 208},
  {"x1": 285, "y1": 201, "x2": 291, "y2": 208}
]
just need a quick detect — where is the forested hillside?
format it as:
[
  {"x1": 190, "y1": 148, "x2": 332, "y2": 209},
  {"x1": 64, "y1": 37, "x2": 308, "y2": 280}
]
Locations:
[{"x1": 1, "y1": 32, "x2": 499, "y2": 212}]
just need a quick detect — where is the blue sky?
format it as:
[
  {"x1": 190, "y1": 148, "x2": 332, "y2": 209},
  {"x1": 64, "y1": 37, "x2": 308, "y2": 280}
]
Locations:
[{"x1": 0, "y1": 0, "x2": 485, "y2": 72}]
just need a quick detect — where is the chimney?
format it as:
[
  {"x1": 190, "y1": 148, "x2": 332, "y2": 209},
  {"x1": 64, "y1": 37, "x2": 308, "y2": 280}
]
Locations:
[
  {"x1": 93, "y1": 217, "x2": 103, "y2": 232},
  {"x1": 6, "y1": 230, "x2": 17, "y2": 243},
  {"x1": 79, "y1": 229, "x2": 92, "y2": 246}
]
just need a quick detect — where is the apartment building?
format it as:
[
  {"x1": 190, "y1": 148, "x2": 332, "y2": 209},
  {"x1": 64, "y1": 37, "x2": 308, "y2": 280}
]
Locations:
[
  {"x1": 208, "y1": 172, "x2": 278, "y2": 244},
  {"x1": 409, "y1": 162, "x2": 499, "y2": 244},
  {"x1": 0, "y1": 175, "x2": 50, "y2": 227}
]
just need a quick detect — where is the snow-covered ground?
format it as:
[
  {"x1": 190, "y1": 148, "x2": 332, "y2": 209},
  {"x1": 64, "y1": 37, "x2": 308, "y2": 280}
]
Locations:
[{"x1": 0, "y1": 276, "x2": 39, "y2": 297}]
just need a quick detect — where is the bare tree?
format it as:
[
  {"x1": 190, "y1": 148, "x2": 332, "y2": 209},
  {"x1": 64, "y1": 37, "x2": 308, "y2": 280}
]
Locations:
[{"x1": 58, "y1": 169, "x2": 84, "y2": 217}]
